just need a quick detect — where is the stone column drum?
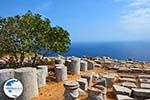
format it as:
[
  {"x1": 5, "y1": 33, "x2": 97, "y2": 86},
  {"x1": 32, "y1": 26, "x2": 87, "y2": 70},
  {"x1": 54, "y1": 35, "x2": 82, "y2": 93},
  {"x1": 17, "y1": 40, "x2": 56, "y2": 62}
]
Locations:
[
  {"x1": 64, "y1": 81, "x2": 79, "y2": 100},
  {"x1": 55, "y1": 66, "x2": 67, "y2": 82},
  {"x1": 87, "y1": 60, "x2": 95, "y2": 70},
  {"x1": 55, "y1": 58, "x2": 64, "y2": 64},
  {"x1": 65, "y1": 60, "x2": 71, "y2": 71},
  {"x1": 37, "y1": 68, "x2": 46, "y2": 88},
  {"x1": 71, "y1": 58, "x2": 81, "y2": 75},
  {"x1": 81, "y1": 74, "x2": 93, "y2": 87},
  {"x1": 15, "y1": 67, "x2": 39, "y2": 100},
  {"x1": 102, "y1": 74, "x2": 116, "y2": 87},
  {"x1": 80, "y1": 60, "x2": 88, "y2": 71},
  {"x1": 37, "y1": 65, "x2": 48, "y2": 77},
  {"x1": 88, "y1": 87, "x2": 104, "y2": 100},
  {"x1": 0, "y1": 69, "x2": 14, "y2": 100}
]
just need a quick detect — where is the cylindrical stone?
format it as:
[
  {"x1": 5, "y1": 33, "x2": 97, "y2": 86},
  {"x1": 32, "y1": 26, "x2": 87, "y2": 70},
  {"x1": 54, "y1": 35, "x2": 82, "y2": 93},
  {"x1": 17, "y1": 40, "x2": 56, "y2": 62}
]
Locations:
[
  {"x1": 71, "y1": 58, "x2": 80, "y2": 75},
  {"x1": 87, "y1": 60, "x2": 95, "y2": 70},
  {"x1": 102, "y1": 74, "x2": 115, "y2": 87},
  {"x1": 15, "y1": 67, "x2": 39, "y2": 100},
  {"x1": 64, "y1": 81, "x2": 79, "y2": 100},
  {"x1": 37, "y1": 65, "x2": 48, "y2": 77},
  {"x1": 81, "y1": 74, "x2": 93, "y2": 87},
  {"x1": 88, "y1": 87, "x2": 104, "y2": 100},
  {"x1": 65, "y1": 60, "x2": 71, "y2": 71},
  {"x1": 37, "y1": 69, "x2": 46, "y2": 88},
  {"x1": 0, "y1": 69, "x2": 14, "y2": 100},
  {"x1": 55, "y1": 66, "x2": 67, "y2": 82},
  {"x1": 80, "y1": 61, "x2": 88, "y2": 71},
  {"x1": 55, "y1": 58, "x2": 64, "y2": 64}
]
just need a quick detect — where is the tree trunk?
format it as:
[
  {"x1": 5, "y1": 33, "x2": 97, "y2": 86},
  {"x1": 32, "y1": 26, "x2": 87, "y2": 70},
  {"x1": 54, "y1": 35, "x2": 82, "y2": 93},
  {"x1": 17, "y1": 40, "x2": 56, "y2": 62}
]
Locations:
[
  {"x1": 19, "y1": 52, "x2": 25, "y2": 67},
  {"x1": 32, "y1": 53, "x2": 37, "y2": 67}
]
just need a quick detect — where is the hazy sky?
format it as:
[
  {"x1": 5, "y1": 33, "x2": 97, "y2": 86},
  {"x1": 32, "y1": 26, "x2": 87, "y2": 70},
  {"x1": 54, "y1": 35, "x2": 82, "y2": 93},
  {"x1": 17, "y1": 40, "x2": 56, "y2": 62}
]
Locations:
[{"x1": 1, "y1": 0, "x2": 150, "y2": 42}]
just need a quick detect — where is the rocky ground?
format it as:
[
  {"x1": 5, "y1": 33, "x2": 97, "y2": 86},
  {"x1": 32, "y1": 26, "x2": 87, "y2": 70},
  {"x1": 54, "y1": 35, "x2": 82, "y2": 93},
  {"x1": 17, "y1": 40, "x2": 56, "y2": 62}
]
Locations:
[{"x1": 31, "y1": 57, "x2": 150, "y2": 100}]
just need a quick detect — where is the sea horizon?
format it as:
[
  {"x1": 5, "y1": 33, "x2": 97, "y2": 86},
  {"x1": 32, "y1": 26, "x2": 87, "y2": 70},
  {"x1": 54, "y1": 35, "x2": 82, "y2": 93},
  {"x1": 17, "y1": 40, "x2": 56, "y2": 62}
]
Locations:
[{"x1": 47, "y1": 40, "x2": 150, "y2": 62}]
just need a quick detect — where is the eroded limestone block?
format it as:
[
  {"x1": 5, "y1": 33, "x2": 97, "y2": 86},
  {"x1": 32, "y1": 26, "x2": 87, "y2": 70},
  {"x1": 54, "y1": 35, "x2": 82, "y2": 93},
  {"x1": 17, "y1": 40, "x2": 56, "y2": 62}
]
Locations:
[
  {"x1": 77, "y1": 78, "x2": 88, "y2": 90},
  {"x1": 138, "y1": 75, "x2": 150, "y2": 79},
  {"x1": 102, "y1": 74, "x2": 116, "y2": 87},
  {"x1": 113, "y1": 85, "x2": 131, "y2": 96},
  {"x1": 119, "y1": 74, "x2": 136, "y2": 79},
  {"x1": 120, "y1": 82, "x2": 137, "y2": 89},
  {"x1": 140, "y1": 83, "x2": 150, "y2": 89},
  {"x1": 88, "y1": 87, "x2": 104, "y2": 100},
  {"x1": 95, "y1": 78, "x2": 107, "y2": 87},
  {"x1": 81, "y1": 74, "x2": 93, "y2": 87},
  {"x1": 131, "y1": 88, "x2": 150, "y2": 100},
  {"x1": 130, "y1": 68, "x2": 143, "y2": 73},
  {"x1": 116, "y1": 94, "x2": 134, "y2": 100},
  {"x1": 119, "y1": 78, "x2": 136, "y2": 83}
]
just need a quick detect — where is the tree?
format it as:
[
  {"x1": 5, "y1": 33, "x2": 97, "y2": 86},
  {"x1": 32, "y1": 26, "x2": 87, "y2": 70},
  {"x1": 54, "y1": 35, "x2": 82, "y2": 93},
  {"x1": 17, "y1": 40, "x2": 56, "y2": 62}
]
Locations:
[{"x1": 0, "y1": 10, "x2": 71, "y2": 67}]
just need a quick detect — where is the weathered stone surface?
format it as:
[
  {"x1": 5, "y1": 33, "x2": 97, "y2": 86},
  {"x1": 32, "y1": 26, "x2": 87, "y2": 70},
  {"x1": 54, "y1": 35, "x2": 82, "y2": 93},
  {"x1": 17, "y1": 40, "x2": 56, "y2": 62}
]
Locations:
[
  {"x1": 139, "y1": 78, "x2": 150, "y2": 83},
  {"x1": 64, "y1": 81, "x2": 79, "y2": 100},
  {"x1": 87, "y1": 60, "x2": 95, "y2": 70},
  {"x1": 77, "y1": 78, "x2": 88, "y2": 90},
  {"x1": 116, "y1": 94, "x2": 134, "y2": 100},
  {"x1": 130, "y1": 68, "x2": 143, "y2": 73},
  {"x1": 37, "y1": 65, "x2": 48, "y2": 77},
  {"x1": 81, "y1": 74, "x2": 93, "y2": 87},
  {"x1": 119, "y1": 78, "x2": 136, "y2": 83},
  {"x1": 113, "y1": 85, "x2": 131, "y2": 96},
  {"x1": 55, "y1": 66, "x2": 67, "y2": 82},
  {"x1": 78, "y1": 88, "x2": 86, "y2": 96},
  {"x1": 88, "y1": 87, "x2": 104, "y2": 100},
  {"x1": 65, "y1": 60, "x2": 71, "y2": 71},
  {"x1": 109, "y1": 65, "x2": 119, "y2": 70},
  {"x1": 80, "y1": 60, "x2": 88, "y2": 71},
  {"x1": 15, "y1": 67, "x2": 39, "y2": 100},
  {"x1": 131, "y1": 88, "x2": 150, "y2": 100},
  {"x1": 70, "y1": 57, "x2": 81, "y2": 75},
  {"x1": 94, "y1": 85, "x2": 107, "y2": 95},
  {"x1": 143, "y1": 69, "x2": 150, "y2": 73},
  {"x1": 102, "y1": 74, "x2": 116, "y2": 87},
  {"x1": 140, "y1": 83, "x2": 150, "y2": 89},
  {"x1": 37, "y1": 68, "x2": 46, "y2": 88},
  {"x1": 118, "y1": 67, "x2": 131, "y2": 73},
  {"x1": 138, "y1": 75, "x2": 150, "y2": 79},
  {"x1": 120, "y1": 82, "x2": 137, "y2": 89},
  {"x1": 55, "y1": 58, "x2": 65, "y2": 64},
  {"x1": 119, "y1": 74, "x2": 136, "y2": 79},
  {"x1": 92, "y1": 72, "x2": 99, "y2": 82},
  {"x1": 55, "y1": 64, "x2": 65, "y2": 67},
  {"x1": 101, "y1": 61, "x2": 112, "y2": 68},
  {"x1": 95, "y1": 64, "x2": 102, "y2": 68},
  {"x1": 0, "y1": 69, "x2": 14, "y2": 100},
  {"x1": 96, "y1": 78, "x2": 107, "y2": 87}
]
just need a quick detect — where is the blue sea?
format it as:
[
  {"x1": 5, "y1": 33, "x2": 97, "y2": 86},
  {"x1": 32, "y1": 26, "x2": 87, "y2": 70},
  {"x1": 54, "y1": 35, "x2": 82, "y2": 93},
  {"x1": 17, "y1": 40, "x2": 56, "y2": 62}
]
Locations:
[{"x1": 48, "y1": 41, "x2": 150, "y2": 61}]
